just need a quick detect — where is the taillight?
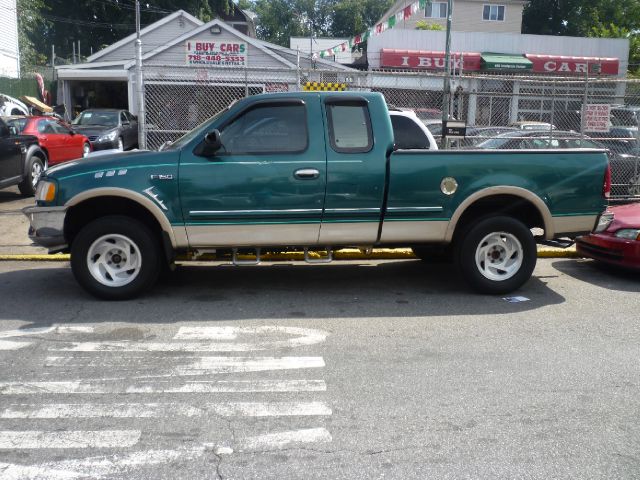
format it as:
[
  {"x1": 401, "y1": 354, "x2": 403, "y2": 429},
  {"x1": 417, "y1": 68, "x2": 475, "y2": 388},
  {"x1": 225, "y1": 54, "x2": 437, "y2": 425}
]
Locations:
[{"x1": 603, "y1": 163, "x2": 611, "y2": 199}]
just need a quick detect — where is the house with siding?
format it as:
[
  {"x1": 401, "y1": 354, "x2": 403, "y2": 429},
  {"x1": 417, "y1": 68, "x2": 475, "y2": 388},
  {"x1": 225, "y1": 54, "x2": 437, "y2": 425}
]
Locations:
[
  {"x1": 0, "y1": 0, "x2": 20, "y2": 78},
  {"x1": 379, "y1": 0, "x2": 527, "y2": 33}
]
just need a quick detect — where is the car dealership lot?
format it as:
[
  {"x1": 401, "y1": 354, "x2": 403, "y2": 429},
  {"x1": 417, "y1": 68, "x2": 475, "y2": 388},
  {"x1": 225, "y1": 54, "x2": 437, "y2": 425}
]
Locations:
[{"x1": 0, "y1": 259, "x2": 638, "y2": 479}]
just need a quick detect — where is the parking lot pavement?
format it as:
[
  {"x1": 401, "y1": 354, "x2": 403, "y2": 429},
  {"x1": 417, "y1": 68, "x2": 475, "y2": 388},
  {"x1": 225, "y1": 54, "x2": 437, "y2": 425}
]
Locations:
[
  {"x1": 0, "y1": 187, "x2": 46, "y2": 256},
  {"x1": 0, "y1": 259, "x2": 639, "y2": 479}
]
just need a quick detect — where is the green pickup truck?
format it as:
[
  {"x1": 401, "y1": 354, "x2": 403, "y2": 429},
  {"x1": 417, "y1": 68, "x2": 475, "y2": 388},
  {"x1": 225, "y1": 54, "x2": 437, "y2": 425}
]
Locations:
[{"x1": 24, "y1": 92, "x2": 610, "y2": 299}]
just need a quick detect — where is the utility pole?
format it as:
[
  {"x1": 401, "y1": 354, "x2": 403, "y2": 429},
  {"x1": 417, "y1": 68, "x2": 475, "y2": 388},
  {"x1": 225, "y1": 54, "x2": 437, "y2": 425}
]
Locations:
[
  {"x1": 441, "y1": 0, "x2": 453, "y2": 147},
  {"x1": 135, "y1": 0, "x2": 147, "y2": 149},
  {"x1": 72, "y1": 42, "x2": 76, "y2": 64}
]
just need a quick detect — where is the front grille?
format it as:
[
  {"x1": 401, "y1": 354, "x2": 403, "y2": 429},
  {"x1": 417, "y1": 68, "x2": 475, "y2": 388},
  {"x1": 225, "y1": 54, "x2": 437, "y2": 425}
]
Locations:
[{"x1": 87, "y1": 136, "x2": 99, "y2": 142}]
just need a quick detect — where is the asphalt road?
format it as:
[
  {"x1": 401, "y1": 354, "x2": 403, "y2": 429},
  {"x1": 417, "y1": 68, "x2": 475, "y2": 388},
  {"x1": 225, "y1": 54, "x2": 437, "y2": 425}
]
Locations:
[{"x1": 0, "y1": 258, "x2": 639, "y2": 479}]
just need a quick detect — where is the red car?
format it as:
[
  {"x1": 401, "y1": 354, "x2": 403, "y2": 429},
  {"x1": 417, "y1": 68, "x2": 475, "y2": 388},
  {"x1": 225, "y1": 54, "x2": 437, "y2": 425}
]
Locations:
[
  {"x1": 5, "y1": 116, "x2": 91, "y2": 166},
  {"x1": 576, "y1": 203, "x2": 640, "y2": 271}
]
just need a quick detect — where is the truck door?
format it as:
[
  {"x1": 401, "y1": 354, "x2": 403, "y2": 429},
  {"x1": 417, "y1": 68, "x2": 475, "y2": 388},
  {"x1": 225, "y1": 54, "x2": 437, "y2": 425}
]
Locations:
[
  {"x1": 178, "y1": 97, "x2": 327, "y2": 247},
  {"x1": 319, "y1": 96, "x2": 391, "y2": 244}
]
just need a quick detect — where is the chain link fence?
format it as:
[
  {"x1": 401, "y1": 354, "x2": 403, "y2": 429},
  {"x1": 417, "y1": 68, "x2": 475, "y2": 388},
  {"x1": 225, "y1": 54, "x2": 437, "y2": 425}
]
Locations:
[{"x1": 141, "y1": 64, "x2": 640, "y2": 201}]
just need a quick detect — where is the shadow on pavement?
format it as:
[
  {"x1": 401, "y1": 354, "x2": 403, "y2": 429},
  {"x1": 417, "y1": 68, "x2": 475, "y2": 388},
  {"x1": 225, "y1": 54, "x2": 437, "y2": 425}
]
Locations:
[
  {"x1": 552, "y1": 258, "x2": 640, "y2": 293},
  {"x1": 0, "y1": 260, "x2": 566, "y2": 327}
]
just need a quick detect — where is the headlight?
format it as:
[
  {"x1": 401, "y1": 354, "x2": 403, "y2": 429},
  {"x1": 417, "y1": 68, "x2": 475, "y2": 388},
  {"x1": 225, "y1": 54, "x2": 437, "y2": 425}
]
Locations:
[
  {"x1": 35, "y1": 180, "x2": 57, "y2": 202},
  {"x1": 97, "y1": 131, "x2": 118, "y2": 142},
  {"x1": 594, "y1": 212, "x2": 614, "y2": 232},
  {"x1": 614, "y1": 229, "x2": 640, "y2": 240}
]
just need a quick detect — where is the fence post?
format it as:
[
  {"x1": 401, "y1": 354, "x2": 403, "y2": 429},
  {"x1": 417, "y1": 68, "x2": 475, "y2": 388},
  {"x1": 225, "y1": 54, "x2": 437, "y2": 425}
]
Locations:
[
  {"x1": 245, "y1": 67, "x2": 249, "y2": 97},
  {"x1": 580, "y1": 66, "x2": 590, "y2": 146},
  {"x1": 135, "y1": 0, "x2": 147, "y2": 150},
  {"x1": 549, "y1": 80, "x2": 556, "y2": 143}
]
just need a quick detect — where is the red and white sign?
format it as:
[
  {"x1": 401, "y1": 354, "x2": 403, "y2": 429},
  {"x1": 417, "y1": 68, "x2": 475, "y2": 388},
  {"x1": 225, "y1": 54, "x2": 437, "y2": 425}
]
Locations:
[
  {"x1": 584, "y1": 104, "x2": 611, "y2": 133},
  {"x1": 380, "y1": 49, "x2": 482, "y2": 71},
  {"x1": 265, "y1": 83, "x2": 289, "y2": 93},
  {"x1": 526, "y1": 54, "x2": 619, "y2": 75},
  {"x1": 186, "y1": 40, "x2": 247, "y2": 67}
]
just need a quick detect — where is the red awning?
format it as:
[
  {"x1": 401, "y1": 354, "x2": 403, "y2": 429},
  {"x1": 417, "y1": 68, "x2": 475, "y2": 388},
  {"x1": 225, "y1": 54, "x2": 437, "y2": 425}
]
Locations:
[
  {"x1": 380, "y1": 49, "x2": 482, "y2": 71},
  {"x1": 526, "y1": 54, "x2": 619, "y2": 75}
]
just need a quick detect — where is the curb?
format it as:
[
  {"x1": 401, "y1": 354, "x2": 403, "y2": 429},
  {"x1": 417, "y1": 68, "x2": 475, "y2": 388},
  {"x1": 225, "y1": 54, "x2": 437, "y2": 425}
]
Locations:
[{"x1": 0, "y1": 247, "x2": 579, "y2": 262}]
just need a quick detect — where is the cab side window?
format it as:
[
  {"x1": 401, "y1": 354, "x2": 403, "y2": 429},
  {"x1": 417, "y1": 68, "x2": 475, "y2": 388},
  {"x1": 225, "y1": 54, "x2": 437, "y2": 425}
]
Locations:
[
  {"x1": 326, "y1": 102, "x2": 373, "y2": 153},
  {"x1": 220, "y1": 104, "x2": 307, "y2": 155}
]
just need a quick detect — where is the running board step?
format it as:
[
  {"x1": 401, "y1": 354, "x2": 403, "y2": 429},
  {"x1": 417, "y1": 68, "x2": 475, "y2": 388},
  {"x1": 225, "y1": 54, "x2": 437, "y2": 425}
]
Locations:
[
  {"x1": 304, "y1": 247, "x2": 333, "y2": 264},
  {"x1": 537, "y1": 238, "x2": 575, "y2": 249},
  {"x1": 232, "y1": 248, "x2": 261, "y2": 265}
]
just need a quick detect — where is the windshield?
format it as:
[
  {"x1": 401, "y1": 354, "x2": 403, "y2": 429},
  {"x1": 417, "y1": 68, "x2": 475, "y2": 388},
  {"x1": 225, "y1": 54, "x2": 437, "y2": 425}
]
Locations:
[
  {"x1": 72, "y1": 111, "x2": 119, "y2": 127},
  {"x1": 164, "y1": 107, "x2": 229, "y2": 151},
  {"x1": 6, "y1": 118, "x2": 28, "y2": 133}
]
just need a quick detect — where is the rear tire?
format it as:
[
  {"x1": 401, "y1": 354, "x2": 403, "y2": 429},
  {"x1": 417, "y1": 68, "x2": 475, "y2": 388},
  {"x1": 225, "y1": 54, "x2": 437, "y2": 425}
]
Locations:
[
  {"x1": 71, "y1": 216, "x2": 162, "y2": 300},
  {"x1": 18, "y1": 155, "x2": 45, "y2": 196},
  {"x1": 455, "y1": 216, "x2": 537, "y2": 294}
]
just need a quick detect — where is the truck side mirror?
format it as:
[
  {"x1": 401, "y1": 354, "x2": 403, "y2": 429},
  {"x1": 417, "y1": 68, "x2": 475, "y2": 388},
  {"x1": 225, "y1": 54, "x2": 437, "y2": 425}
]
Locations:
[{"x1": 194, "y1": 129, "x2": 222, "y2": 157}]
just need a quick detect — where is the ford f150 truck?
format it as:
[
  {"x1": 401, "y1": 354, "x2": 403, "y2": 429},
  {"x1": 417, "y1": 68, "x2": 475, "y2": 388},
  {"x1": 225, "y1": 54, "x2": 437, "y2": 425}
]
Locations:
[{"x1": 24, "y1": 92, "x2": 610, "y2": 299}]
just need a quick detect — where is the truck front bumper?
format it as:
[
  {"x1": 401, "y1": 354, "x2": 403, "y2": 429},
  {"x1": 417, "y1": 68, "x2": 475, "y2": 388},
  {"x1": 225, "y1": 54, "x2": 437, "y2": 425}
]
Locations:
[{"x1": 22, "y1": 205, "x2": 68, "y2": 252}]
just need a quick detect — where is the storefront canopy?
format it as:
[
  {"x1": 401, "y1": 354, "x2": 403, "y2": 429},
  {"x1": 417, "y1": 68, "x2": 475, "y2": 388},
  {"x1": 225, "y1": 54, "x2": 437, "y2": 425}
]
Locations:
[{"x1": 481, "y1": 53, "x2": 533, "y2": 72}]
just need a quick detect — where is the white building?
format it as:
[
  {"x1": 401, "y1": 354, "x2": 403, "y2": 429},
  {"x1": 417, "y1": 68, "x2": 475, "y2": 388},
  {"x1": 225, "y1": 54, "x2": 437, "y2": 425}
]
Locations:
[{"x1": 0, "y1": 0, "x2": 20, "y2": 78}]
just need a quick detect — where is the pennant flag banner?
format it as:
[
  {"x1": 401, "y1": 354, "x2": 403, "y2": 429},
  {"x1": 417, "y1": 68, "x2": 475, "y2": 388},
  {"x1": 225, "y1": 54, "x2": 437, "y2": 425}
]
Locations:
[{"x1": 319, "y1": 0, "x2": 423, "y2": 59}]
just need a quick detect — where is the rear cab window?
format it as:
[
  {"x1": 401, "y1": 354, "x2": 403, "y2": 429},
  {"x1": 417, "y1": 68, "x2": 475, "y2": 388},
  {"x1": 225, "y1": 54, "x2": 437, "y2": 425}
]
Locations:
[{"x1": 325, "y1": 100, "x2": 373, "y2": 153}]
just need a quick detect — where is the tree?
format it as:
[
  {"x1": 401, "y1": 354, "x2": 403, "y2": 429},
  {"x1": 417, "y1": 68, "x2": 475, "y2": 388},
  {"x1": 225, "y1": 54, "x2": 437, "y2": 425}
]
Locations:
[{"x1": 16, "y1": 0, "x2": 48, "y2": 69}]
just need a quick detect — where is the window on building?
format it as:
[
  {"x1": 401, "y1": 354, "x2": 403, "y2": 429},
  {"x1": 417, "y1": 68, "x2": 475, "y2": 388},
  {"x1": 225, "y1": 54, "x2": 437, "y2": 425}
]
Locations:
[
  {"x1": 483, "y1": 5, "x2": 505, "y2": 21},
  {"x1": 425, "y1": 2, "x2": 447, "y2": 18}
]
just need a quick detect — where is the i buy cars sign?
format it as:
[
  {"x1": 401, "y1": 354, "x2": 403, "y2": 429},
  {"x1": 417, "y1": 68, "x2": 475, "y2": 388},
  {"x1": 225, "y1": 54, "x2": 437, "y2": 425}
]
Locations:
[
  {"x1": 186, "y1": 40, "x2": 247, "y2": 67},
  {"x1": 526, "y1": 55, "x2": 619, "y2": 75},
  {"x1": 380, "y1": 49, "x2": 481, "y2": 71}
]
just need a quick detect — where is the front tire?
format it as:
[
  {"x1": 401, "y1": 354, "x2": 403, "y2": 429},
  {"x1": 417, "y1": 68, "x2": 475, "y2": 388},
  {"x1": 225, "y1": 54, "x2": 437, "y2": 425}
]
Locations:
[
  {"x1": 71, "y1": 216, "x2": 162, "y2": 300},
  {"x1": 455, "y1": 216, "x2": 537, "y2": 294},
  {"x1": 18, "y1": 155, "x2": 45, "y2": 196}
]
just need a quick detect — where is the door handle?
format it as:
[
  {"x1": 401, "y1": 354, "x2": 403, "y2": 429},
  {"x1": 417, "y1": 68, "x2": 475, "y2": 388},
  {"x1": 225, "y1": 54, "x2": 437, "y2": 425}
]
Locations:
[{"x1": 294, "y1": 168, "x2": 320, "y2": 180}]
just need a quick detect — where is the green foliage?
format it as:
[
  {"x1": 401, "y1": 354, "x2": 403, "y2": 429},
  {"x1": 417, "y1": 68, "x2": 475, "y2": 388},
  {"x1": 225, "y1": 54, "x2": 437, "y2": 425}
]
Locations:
[
  {"x1": 415, "y1": 20, "x2": 443, "y2": 31},
  {"x1": 16, "y1": 0, "x2": 48, "y2": 69},
  {"x1": 523, "y1": 0, "x2": 640, "y2": 68}
]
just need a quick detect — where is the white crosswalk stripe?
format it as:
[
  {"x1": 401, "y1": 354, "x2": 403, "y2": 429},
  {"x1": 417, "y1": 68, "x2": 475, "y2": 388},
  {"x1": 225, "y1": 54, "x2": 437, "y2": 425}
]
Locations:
[{"x1": 0, "y1": 323, "x2": 332, "y2": 475}]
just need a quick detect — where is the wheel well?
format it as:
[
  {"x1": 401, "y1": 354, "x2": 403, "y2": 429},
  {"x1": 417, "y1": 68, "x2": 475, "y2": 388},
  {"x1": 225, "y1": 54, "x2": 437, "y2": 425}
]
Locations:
[
  {"x1": 65, "y1": 197, "x2": 165, "y2": 252},
  {"x1": 453, "y1": 195, "x2": 545, "y2": 241}
]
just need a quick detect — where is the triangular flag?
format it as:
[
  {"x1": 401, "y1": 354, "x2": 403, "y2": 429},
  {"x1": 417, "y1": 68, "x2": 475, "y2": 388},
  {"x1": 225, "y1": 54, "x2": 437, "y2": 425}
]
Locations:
[
  {"x1": 388, "y1": 16, "x2": 396, "y2": 28},
  {"x1": 403, "y1": 5, "x2": 412, "y2": 19}
]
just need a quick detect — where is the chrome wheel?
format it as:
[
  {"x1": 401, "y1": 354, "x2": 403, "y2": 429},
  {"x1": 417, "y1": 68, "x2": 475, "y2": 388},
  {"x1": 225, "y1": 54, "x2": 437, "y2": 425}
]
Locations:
[
  {"x1": 31, "y1": 161, "x2": 43, "y2": 188},
  {"x1": 117, "y1": 138, "x2": 124, "y2": 151},
  {"x1": 82, "y1": 143, "x2": 90, "y2": 157},
  {"x1": 474, "y1": 231, "x2": 523, "y2": 282},
  {"x1": 86, "y1": 234, "x2": 141, "y2": 287}
]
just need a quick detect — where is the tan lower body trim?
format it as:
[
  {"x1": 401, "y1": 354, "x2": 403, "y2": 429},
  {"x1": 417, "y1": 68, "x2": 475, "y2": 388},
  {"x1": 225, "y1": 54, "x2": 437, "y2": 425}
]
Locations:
[
  {"x1": 552, "y1": 215, "x2": 597, "y2": 236},
  {"x1": 379, "y1": 221, "x2": 449, "y2": 243},
  {"x1": 185, "y1": 224, "x2": 320, "y2": 247}
]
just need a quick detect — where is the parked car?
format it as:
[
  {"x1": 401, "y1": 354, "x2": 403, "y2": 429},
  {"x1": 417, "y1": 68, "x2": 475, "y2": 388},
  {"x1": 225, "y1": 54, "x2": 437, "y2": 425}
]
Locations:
[
  {"x1": 474, "y1": 130, "x2": 604, "y2": 150},
  {"x1": 509, "y1": 121, "x2": 557, "y2": 130},
  {"x1": 389, "y1": 109, "x2": 438, "y2": 150},
  {"x1": 5, "y1": 116, "x2": 91, "y2": 166},
  {"x1": 71, "y1": 109, "x2": 138, "y2": 151},
  {"x1": 0, "y1": 94, "x2": 29, "y2": 116},
  {"x1": 576, "y1": 203, "x2": 640, "y2": 271},
  {"x1": 453, "y1": 126, "x2": 517, "y2": 148},
  {"x1": 25, "y1": 92, "x2": 609, "y2": 299},
  {"x1": 0, "y1": 118, "x2": 48, "y2": 195}
]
